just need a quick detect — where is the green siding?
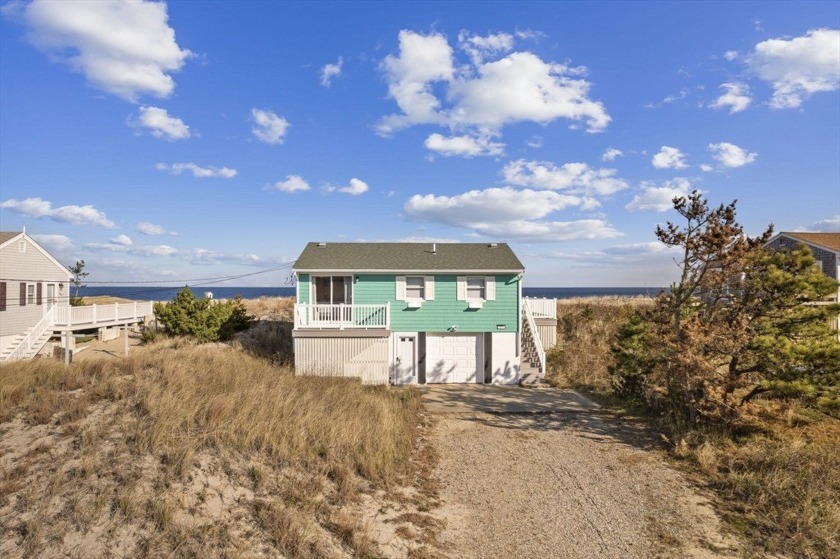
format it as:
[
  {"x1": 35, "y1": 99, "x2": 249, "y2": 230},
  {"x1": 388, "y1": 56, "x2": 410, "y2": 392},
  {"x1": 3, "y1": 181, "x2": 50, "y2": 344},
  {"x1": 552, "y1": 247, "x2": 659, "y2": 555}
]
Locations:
[
  {"x1": 353, "y1": 274, "x2": 519, "y2": 332},
  {"x1": 297, "y1": 274, "x2": 309, "y2": 303}
]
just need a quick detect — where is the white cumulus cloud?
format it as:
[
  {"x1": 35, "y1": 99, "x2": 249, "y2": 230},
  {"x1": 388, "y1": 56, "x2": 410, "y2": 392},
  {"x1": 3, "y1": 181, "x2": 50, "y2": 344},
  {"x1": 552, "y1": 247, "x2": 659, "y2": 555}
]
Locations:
[
  {"x1": 710, "y1": 82, "x2": 752, "y2": 113},
  {"x1": 503, "y1": 159, "x2": 628, "y2": 196},
  {"x1": 708, "y1": 142, "x2": 757, "y2": 168},
  {"x1": 155, "y1": 162, "x2": 237, "y2": 178},
  {"x1": 251, "y1": 108, "x2": 289, "y2": 144},
  {"x1": 403, "y1": 187, "x2": 620, "y2": 242},
  {"x1": 31, "y1": 234, "x2": 75, "y2": 253},
  {"x1": 626, "y1": 178, "x2": 693, "y2": 212},
  {"x1": 135, "y1": 106, "x2": 190, "y2": 140},
  {"x1": 332, "y1": 178, "x2": 369, "y2": 196},
  {"x1": 269, "y1": 175, "x2": 311, "y2": 193},
  {"x1": 110, "y1": 234, "x2": 133, "y2": 246},
  {"x1": 377, "y1": 30, "x2": 610, "y2": 138},
  {"x1": 135, "y1": 221, "x2": 175, "y2": 236},
  {"x1": 320, "y1": 57, "x2": 343, "y2": 87},
  {"x1": 1, "y1": 197, "x2": 115, "y2": 228},
  {"x1": 424, "y1": 133, "x2": 504, "y2": 157},
  {"x1": 8, "y1": 0, "x2": 192, "y2": 102},
  {"x1": 747, "y1": 28, "x2": 840, "y2": 109},
  {"x1": 601, "y1": 148, "x2": 624, "y2": 161},
  {"x1": 651, "y1": 146, "x2": 688, "y2": 169}
]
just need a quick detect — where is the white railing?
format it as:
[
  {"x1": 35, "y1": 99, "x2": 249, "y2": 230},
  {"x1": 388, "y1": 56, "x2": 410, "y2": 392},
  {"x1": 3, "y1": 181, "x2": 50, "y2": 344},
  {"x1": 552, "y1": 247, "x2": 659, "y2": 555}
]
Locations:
[
  {"x1": 54, "y1": 301, "x2": 154, "y2": 327},
  {"x1": 521, "y1": 301, "x2": 546, "y2": 375},
  {"x1": 522, "y1": 297, "x2": 557, "y2": 319},
  {"x1": 294, "y1": 304, "x2": 390, "y2": 329},
  {"x1": 3, "y1": 308, "x2": 55, "y2": 362}
]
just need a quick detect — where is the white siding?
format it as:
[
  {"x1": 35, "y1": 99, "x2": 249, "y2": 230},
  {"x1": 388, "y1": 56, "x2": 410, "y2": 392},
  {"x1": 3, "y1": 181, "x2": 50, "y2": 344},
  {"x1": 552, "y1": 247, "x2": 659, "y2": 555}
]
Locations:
[
  {"x1": 491, "y1": 332, "x2": 520, "y2": 384},
  {"x1": 294, "y1": 336, "x2": 390, "y2": 384},
  {"x1": 0, "y1": 236, "x2": 71, "y2": 339}
]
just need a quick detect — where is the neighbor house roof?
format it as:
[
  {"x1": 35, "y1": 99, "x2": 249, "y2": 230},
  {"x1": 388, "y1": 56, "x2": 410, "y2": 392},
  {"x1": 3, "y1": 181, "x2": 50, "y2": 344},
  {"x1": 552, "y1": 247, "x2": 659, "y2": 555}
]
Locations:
[
  {"x1": 294, "y1": 242, "x2": 524, "y2": 272},
  {"x1": 0, "y1": 232, "x2": 22, "y2": 246},
  {"x1": 779, "y1": 232, "x2": 840, "y2": 253}
]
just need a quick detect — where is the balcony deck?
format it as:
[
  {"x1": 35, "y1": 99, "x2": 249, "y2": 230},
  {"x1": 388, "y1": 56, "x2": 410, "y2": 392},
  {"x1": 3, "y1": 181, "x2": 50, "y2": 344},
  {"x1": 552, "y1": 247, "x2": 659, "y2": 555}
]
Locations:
[{"x1": 294, "y1": 304, "x2": 390, "y2": 330}]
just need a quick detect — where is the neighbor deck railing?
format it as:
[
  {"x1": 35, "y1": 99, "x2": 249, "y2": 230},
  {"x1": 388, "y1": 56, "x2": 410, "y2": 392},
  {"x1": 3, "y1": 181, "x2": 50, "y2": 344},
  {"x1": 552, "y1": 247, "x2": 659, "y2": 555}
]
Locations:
[
  {"x1": 294, "y1": 304, "x2": 390, "y2": 329},
  {"x1": 522, "y1": 297, "x2": 557, "y2": 319},
  {"x1": 54, "y1": 301, "x2": 154, "y2": 327}
]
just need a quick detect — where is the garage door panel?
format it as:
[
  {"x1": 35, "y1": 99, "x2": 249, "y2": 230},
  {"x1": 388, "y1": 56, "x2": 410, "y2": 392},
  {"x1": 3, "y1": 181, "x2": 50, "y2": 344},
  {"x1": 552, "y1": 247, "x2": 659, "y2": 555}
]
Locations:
[{"x1": 426, "y1": 333, "x2": 482, "y2": 384}]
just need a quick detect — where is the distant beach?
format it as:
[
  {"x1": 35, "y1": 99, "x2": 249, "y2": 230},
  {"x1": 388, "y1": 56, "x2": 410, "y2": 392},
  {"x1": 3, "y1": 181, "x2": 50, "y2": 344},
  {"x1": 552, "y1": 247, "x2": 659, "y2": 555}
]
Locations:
[{"x1": 77, "y1": 285, "x2": 666, "y2": 302}]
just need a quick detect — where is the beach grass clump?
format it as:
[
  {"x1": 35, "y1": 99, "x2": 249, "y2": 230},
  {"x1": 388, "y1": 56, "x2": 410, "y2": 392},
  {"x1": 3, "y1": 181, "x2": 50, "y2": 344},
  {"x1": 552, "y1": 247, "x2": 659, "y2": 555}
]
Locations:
[
  {"x1": 0, "y1": 340, "x2": 424, "y2": 556},
  {"x1": 546, "y1": 296, "x2": 653, "y2": 392}
]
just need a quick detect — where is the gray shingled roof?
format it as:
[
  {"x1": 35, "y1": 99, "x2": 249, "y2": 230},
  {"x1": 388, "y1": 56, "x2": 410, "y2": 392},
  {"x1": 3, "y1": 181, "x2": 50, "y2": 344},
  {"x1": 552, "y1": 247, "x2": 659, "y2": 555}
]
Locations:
[
  {"x1": 294, "y1": 242, "x2": 524, "y2": 272},
  {"x1": 0, "y1": 232, "x2": 22, "y2": 245}
]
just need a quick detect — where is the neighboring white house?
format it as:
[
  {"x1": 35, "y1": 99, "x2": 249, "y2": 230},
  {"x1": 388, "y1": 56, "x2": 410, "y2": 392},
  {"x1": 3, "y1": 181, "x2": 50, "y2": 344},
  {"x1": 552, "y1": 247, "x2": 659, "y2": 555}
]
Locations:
[
  {"x1": 0, "y1": 231, "x2": 153, "y2": 362},
  {"x1": 0, "y1": 231, "x2": 73, "y2": 358}
]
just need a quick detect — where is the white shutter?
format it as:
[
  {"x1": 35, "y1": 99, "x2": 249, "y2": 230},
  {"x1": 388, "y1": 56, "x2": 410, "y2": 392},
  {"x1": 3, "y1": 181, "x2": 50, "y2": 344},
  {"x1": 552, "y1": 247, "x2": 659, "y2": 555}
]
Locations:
[
  {"x1": 456, "y1": 276, "x2": 466, "y2": 301},
  {"x1": 396, "y1": 276, "x2": 406, "y2": 301},
  {"x1": 485, "y1": 276, "x2": 496, "y2": 300},
  {"x1": 424, "y1": 276, "x2": 435, "y2": 300}
]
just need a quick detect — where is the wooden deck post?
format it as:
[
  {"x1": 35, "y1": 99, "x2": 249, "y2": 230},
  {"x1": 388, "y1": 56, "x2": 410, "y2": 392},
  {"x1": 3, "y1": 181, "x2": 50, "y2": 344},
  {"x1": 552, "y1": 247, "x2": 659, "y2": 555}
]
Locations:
[
  {"x1": 124, "y1": 326, "x2": 129, "y2": 356},
  {"x1": 63, "y1": 331, "x2": 70, "y2": 366}
]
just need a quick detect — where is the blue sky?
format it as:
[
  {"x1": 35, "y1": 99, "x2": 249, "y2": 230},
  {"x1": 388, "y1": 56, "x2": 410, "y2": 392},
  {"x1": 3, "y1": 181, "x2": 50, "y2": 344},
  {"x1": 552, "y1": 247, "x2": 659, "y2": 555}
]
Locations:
[{"x1": 1, "y1": 1, "x2": 838, "y2": 287}]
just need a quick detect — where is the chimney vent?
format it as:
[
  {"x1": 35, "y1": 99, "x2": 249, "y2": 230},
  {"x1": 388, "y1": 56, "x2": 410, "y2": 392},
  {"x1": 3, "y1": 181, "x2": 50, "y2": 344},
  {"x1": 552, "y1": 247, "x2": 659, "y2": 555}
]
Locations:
[
  {"x1": 432, "y1": 243, "x2": 437, "y2": 254},
  {"x1": 317, "y1": 242, "x2": 327, "y2": 248},
  {"x1": 488, "y1": 243, "x2": 498, "y2": 248}
]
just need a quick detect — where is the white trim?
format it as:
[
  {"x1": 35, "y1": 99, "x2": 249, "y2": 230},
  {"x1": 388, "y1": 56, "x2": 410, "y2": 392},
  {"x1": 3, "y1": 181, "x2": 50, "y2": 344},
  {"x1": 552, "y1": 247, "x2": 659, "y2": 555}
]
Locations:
[
  {"x1": 294, "y1": 268, "x2": 524, "y2": 274},
  {"x1": 391, "y1": 332, "x2": 419, "y2": 385},
  {"x1": 0, "y1": 233, "x2": 74, "y2": 280},
  {"x1": 309, "y1": 273, "x2": 354, "y2": 304}
]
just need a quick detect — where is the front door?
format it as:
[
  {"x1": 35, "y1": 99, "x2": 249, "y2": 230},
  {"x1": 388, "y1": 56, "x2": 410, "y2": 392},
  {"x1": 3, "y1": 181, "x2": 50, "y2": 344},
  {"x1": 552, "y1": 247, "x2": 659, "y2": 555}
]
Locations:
[
  {"x1": 394, "y1": 336, "x2": 416, "y2": 385},
  {"x1": 46, "y1": 284, "x2": 56, "y2": 311}
]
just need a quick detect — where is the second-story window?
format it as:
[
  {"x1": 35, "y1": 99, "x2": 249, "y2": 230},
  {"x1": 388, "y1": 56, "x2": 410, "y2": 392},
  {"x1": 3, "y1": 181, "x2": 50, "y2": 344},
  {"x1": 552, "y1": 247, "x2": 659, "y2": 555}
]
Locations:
[
  {"x1": 27, "y1": 284, "x2": 36, "y2": 305},
  {"x1": 466, "y1": 277, "x2": 486, "y2": 301},
  {"x1": 405, "y1": 276, "x2": 425, "y2": 300}
]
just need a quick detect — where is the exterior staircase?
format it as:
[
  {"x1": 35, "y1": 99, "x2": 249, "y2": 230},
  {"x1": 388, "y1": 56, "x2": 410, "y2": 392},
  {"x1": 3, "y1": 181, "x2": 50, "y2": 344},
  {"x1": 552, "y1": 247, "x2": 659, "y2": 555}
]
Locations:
[
  {"x1": 519, "y1": 301, "x2": 548, "y2": 388},
  {"x1": 0, "y1": 309, "x2": 55, "y2": 363}
]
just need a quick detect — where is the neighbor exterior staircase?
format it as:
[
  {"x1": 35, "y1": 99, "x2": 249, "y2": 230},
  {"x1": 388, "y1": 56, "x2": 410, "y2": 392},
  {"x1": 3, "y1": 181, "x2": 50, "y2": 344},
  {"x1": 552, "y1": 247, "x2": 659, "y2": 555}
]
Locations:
[
  {"x1": 0, "y1": 309, "x2": 55, "y2": 363},
  {"x1": 519, "y1": 301, "x2": 549, "y2": 388}
]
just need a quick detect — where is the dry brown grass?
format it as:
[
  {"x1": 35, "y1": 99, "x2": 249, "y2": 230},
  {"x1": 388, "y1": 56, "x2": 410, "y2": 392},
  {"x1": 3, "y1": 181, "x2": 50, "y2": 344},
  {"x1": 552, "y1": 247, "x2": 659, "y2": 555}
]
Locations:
[
  {"x1": 0, "y1": 340, "x2": 425, "y2": 557},
  {"x1": 547, "y1": 297, "x2": 652, "y2": 391},
  {"x1": 548, "y1": 296, "x2": 840, "y2": 559},
  {"x1": 240, "y1": 296, "x2": 295, "y2": 320}
]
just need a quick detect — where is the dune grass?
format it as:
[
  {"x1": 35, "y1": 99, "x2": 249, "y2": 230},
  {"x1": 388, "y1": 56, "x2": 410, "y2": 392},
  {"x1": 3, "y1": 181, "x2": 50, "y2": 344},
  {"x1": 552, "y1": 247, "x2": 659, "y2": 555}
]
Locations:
[
  {"x1": 0, "y1": 339, "x2": 424, "y2": 556},
  {"x1": 546, "y1": 297, "x2": 840, "y2": 559}
]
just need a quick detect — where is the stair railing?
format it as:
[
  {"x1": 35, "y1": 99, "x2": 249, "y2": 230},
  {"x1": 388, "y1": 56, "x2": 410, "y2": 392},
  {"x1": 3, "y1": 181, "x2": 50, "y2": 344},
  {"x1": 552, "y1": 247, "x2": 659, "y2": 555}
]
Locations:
[
  {"x1": 2, "y1": 307, "x2": 55, "y2": 363},
  {"x1": 521, "y1": 299, "x2": 546, "y2": 375}
]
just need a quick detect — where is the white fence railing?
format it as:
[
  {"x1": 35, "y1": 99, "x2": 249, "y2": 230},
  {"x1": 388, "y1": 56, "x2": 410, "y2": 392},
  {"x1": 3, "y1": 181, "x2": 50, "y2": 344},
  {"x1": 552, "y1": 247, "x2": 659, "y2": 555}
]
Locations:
[
  {"x1": 521, "y1": 300, "x2": 546, "y2": 375},
  {"x1": 294, "y1": 304, "x2": 390, "y2": 329},
  {"x1": 2, "y1": 308, "x2": 55, "y2": 363},
  {"x1": 54, "y1": 301, "x2": 154, "y2": 327},
  {"x1": 522, "y1": 297, "x2": 557, "y2": 319}
]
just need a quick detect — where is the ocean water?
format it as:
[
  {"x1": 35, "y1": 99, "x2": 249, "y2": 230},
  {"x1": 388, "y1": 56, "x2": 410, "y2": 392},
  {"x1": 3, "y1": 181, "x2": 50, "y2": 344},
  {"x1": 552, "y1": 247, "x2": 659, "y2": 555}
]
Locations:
[{"x1": 78, "y1": 285, "x2": 665, "y2": 302}]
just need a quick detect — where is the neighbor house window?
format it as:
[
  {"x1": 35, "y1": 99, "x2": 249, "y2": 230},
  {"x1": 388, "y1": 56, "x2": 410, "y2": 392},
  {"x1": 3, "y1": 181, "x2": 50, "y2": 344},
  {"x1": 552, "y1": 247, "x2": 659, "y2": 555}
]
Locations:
[
  {"x1": 405, "y1": 276, "x2": 425, "y2": 300},
  {"x1": 27, "y1": 284, "x2": 35, "y2": 305},
  {"x1": 466, "y1": 277, "x2": 486, "y2": 300}
]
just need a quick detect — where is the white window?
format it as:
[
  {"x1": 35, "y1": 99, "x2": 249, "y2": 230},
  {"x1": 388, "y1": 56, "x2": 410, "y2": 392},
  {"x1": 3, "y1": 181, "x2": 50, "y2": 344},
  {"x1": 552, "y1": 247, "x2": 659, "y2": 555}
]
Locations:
[
  {"x1": 457, "y1": 276, "x2": 496, "y2": 302},
  {"x1": 396, "y1": 276, "x2": 435, "y2": 302},
  {"x1": 405, "y1": 276, "x2": 425, "y2": 300},
  {"x1": 27, "y1": 284, "x2": 35, "y2": 305},
  {"x1": 466, "y1": 277, "x2": 486, "y2": 300}
]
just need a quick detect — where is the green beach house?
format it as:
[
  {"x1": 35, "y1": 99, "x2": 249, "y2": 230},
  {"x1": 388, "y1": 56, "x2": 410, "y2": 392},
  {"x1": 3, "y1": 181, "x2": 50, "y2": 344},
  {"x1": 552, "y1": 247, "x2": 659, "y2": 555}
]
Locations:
[{"x1": 292, "y1": 242, "x2": 556, "y2": 385}]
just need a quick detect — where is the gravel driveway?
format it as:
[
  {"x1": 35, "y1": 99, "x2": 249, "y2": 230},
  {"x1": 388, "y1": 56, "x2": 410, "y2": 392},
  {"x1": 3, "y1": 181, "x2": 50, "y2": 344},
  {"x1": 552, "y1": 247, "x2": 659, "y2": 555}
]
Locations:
[{"x1": 430, "y1": 404, "x2": 739, "y2": 558}]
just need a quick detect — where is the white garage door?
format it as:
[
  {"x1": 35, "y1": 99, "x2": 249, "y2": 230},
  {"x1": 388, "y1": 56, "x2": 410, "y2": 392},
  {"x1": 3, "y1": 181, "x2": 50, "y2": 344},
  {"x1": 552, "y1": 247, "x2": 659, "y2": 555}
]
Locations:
[{"x1": 426, "y1": 333, "x2": 483, "y2": 383}]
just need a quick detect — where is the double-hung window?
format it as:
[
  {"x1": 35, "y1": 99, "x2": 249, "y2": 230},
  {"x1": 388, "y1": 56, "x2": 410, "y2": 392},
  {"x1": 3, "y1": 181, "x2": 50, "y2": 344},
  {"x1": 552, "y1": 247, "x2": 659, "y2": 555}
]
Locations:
[
  {"x1": 27, "y1": 284, "x2": 35, "y2": 305},
  {"x1": 405, "y1": 276, "x2": 425, "y2": 300},
  {"x1": 465, "y1": 277, "x2": 486, "y2": 301}
]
